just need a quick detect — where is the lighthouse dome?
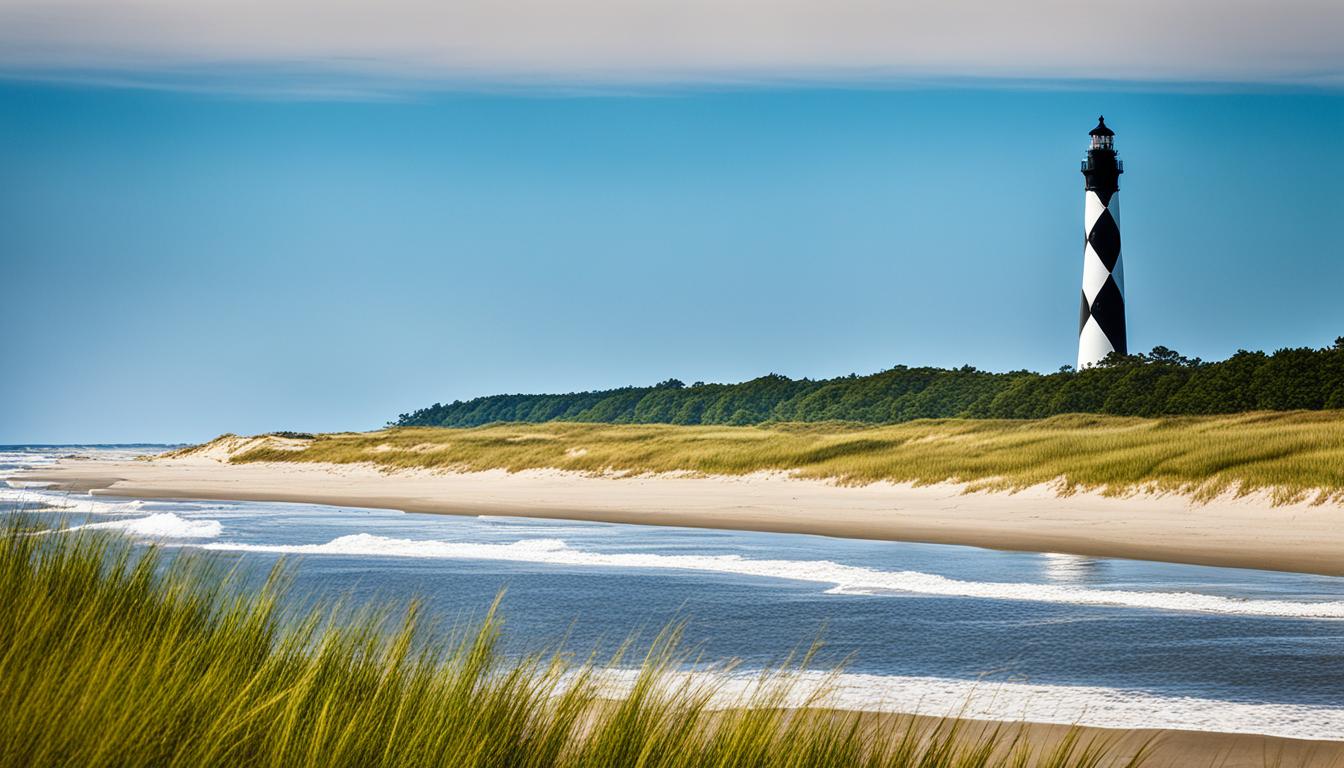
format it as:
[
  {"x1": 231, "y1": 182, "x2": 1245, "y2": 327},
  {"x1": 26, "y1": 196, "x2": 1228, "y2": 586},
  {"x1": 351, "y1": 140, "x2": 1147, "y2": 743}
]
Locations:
[{"x1": 1089, "y1": 116, "x2": 1115, "y2": 150}]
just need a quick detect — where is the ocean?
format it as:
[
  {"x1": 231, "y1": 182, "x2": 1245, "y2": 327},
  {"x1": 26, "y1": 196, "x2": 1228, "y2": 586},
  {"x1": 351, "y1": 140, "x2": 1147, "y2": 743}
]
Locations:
[{"x1": 3, "y1": 445, "x2": 1343, "y2": 740}]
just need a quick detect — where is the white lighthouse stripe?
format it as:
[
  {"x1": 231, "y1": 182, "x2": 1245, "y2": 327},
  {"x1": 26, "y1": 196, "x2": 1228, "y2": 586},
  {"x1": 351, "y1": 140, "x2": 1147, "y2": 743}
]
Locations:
[
  {"x1": 1084, "y1": 191, "x2": 1107, "y2": 233},
  {"x1": 1105, "y1": 192, "x2": 1119, "y2": 222},
  {"x1": 1081, "y1": 245, "x2": 1111, "y2": 303},
  {"x1": 1110, "y1": 253, "x2": 1125, "y2": 295},
  {"x1": 1077, "y1": 315, "x2": 1115, "y2": 369}
]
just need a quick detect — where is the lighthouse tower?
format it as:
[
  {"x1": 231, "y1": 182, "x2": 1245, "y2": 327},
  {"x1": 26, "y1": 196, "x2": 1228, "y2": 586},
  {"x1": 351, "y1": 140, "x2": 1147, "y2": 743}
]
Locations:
[{"x1": 1077, "y1": 116, "x2": 1126, "y2": 369}]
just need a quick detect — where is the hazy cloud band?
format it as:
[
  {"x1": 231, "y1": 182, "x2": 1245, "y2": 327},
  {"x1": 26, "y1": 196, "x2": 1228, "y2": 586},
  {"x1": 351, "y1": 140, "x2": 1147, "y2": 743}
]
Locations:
[{"x1": 1, "y1": 0, "x2": 1341, "y2": 92}]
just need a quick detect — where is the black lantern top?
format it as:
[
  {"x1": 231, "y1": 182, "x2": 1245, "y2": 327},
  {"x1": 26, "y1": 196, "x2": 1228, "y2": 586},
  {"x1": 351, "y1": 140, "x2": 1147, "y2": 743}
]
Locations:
[{"x1": 1089, "y1": 116, "x2": 1115, "y2": 150}]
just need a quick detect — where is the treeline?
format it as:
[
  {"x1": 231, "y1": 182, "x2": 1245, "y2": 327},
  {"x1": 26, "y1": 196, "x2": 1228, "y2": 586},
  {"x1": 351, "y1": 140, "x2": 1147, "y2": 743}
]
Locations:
[{"x1": 394, "y1": 339, "x2": 1344, "y2": 428}]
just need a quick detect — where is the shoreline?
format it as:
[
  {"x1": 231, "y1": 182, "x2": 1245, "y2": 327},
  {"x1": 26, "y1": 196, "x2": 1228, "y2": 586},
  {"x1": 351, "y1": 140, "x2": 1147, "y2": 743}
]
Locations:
[
  {"x1": 809, "y1": 712, "x2": 1344, "y2": 767},
  {"x1": 8, "y1": 456, "x2": 1344, "y2": 759},
  {"x1": 9, "y1": 454, "x2": 1344, "y2": 576}
]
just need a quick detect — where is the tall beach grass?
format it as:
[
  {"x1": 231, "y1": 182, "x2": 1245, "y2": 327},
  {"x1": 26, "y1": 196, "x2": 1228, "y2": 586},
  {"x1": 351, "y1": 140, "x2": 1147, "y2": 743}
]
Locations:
[
  {"x1": 216, "y1": 411, "x2": 1344, "y2": 504},
  {"x1": 0, "y1": 523, "x2": 1143, "y2": 767}
]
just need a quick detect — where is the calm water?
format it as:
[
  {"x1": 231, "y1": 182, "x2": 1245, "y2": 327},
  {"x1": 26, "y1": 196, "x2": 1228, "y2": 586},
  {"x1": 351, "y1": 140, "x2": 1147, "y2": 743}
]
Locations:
[{"x1": 3, "y1": 445, "x2": 1343, "y2": 739}]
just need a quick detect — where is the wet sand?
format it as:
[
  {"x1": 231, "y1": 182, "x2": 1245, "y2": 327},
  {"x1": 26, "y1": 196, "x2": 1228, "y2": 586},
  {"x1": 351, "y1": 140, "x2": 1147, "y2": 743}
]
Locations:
[
  {"x1": 834, "y1": 712, "x2": 1344, "y2": 767},
  {"x1": 11, "y1": 454, "x2": 1344, "y2": 577}
]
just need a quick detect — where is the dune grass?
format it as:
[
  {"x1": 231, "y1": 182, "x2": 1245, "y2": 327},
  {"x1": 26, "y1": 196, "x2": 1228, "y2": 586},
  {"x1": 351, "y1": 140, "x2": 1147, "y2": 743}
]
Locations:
[
  {"x1": 0, "y1": 523, "x2": 1143, "y2": 768},
  {"x1": 218, "y1": 411, "x2": 1344, "y2": 504}
]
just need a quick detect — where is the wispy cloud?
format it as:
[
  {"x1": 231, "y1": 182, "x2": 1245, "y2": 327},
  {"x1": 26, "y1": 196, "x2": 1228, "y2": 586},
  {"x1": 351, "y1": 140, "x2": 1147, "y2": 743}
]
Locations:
[{"x1": 1, "y1": 0, "x2": 1341, "y2": 95}]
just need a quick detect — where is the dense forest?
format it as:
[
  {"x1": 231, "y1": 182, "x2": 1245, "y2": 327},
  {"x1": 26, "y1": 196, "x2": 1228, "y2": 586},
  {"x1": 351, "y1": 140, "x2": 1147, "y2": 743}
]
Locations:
[{"x1": 394, "y1": 339, "x2": 1344, "y2": 428}]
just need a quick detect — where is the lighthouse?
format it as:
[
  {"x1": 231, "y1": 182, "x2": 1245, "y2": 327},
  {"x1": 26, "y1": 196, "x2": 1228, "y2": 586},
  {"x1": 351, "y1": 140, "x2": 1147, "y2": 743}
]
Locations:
[{"x1": 1077, "y1": 116, "x2": 1126, "y2": 369}]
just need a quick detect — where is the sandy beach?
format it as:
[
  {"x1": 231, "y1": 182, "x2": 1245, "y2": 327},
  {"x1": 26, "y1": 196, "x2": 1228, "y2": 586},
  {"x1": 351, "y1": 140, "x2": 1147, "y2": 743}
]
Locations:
[
  {"x1": 10, "y1": 451, "x2": 1344, "y2": 577},
  {"x1": 851, "y1": 714, "x2": 1344, "y2": 768},
  {"x1": 9, "y1": 452, "x2": 1344, "y2": 762}
]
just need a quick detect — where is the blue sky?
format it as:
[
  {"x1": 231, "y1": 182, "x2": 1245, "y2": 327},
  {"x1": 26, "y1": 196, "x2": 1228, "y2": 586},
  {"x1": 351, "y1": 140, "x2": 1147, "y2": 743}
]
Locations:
[
  {"x1": 3, "y1": 83, "x2": 1340, "y2": 443},
  {"x1": 1, "y1": 0, "x2": 1342, "y2": 443}
]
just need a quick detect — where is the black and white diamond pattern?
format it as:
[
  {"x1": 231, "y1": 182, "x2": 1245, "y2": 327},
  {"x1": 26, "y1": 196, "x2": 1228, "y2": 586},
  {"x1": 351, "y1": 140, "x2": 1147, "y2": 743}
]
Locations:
[{"x1": 1078, "y1": 188, "x2": 1126, "y2": 368}]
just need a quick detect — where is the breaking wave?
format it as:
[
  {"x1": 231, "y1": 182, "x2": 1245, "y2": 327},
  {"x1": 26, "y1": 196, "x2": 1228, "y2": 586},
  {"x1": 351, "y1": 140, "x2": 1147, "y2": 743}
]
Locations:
[
  {"x1": 0, "y1": 487, "x2": 147, "y2": 514},
  {"x1": 587, "y1": 667, "x2": 1344, "y2": 741},
  {"x1": 199, "y1": 534, "x2": 1344, "y2": 620},
  {"x1": 64, "y1": 513, "x2": 223, "y2": 539}
]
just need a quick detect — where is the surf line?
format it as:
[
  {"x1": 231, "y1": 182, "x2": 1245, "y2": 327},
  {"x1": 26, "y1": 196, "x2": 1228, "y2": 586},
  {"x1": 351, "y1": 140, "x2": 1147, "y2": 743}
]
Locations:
[{"x1": 199, "y1": 533, "x2": 1344, "y2": 620}]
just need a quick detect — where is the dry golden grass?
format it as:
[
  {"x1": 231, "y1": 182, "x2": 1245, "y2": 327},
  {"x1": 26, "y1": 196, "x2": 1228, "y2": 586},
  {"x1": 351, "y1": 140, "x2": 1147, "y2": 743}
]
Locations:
[{"x1": 216, "y1": 412, "x2": 1344, "y2": 504}]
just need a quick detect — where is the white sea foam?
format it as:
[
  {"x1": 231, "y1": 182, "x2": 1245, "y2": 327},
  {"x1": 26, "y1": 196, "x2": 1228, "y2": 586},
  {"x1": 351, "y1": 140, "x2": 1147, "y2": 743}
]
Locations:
[
  {"x1": 64, "y1": 513, "x2": 223, "y2": 539},
  {"x1": 0, "y1": 488, "x2": 78, "y2": 509},
  {"x1": 0, "y1": 451, "x2": 59, "y2": 468},
  {"x1": 0, "y1": 489, "x2": 122, "y2": 513},
  {"x1": 584, "y1": 668, "x2": 1344, "y2": 741},
  {"x1": 0, "y1": 487, "x2": 220, "y2": 538},
  {"x1": 0, "y1": 487, "x2": 138, "y2": 513},
  {"x1": 198, "y1": 534, "x2": 1344, "y2": 620}
]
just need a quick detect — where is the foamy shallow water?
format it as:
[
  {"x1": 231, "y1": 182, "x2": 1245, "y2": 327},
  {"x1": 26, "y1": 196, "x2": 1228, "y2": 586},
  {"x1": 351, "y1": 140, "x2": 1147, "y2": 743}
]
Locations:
[
  {"x1": 5, "y1": 445, "x2": 1344, "y2": 740},
  {"x1": 198, "y1": 533, "x2": 1344, "y2": 620},
  {"x1": 588, "y1": 669, "x2": 1344, "y2": 739}
]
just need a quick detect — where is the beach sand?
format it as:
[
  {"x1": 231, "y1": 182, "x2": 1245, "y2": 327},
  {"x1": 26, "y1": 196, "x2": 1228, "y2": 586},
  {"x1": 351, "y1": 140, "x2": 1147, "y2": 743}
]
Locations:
[
  {"x1": 828, "y1": 713, "x2": 1344, "y2": 768},
  {"x1": 8, "y1": 453, "x2": 1344, "y2": 762},
  {"x1": 11, "y1": 453, "x2": 1344, "y2": 577}
]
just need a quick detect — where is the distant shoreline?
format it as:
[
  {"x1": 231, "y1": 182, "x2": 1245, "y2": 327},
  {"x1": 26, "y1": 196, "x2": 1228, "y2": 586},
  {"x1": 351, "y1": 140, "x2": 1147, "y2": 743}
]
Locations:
[{"x1": 12, "y1": 451, "x2": 1344, "y2": 577}]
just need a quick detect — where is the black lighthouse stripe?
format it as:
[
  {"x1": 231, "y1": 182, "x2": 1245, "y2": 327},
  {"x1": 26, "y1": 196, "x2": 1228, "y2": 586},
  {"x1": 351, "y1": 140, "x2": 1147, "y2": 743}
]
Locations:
[
  {"x1": 1089, "y1": 275, "x2": 1127, "y2": 355},
  {"x1": 1087, "y1": 209, "x2": 1121, "y2": 272}
]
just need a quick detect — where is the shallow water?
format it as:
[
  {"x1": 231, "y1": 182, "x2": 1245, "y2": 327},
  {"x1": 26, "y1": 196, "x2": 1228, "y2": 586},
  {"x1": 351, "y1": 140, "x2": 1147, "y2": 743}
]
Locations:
[{"x1": 4, "y1": 445, "x2": 1343, "y2": 739}]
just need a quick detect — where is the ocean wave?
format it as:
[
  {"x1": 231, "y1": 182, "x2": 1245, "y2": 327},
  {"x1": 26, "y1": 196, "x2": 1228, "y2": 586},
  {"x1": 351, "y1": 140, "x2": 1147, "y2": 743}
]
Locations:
[
  {"x1": 0, "y1": 487, "x2": 138, "y2": 514},
  {"x1": 0, "y1": 488, "x2": 214, "y2": 539},
  {"x1": 64, "y1": 513, "x2": 223, "y2": 539},
  {"x1": 198, "y1": 534, "x2": 1344, "y2": 620},
  {"x1": 0, "y1": 451, "x2": 59, "y2": 466},
  {"x1": 587, "y1": 668, "x2": 1344, "y2": 741},
  {"x1": 471, "y1": 515, "x2": 614, "y2": 537}
]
